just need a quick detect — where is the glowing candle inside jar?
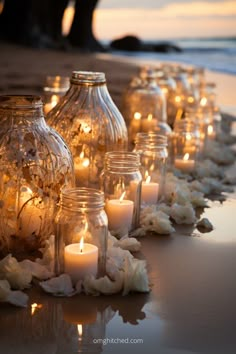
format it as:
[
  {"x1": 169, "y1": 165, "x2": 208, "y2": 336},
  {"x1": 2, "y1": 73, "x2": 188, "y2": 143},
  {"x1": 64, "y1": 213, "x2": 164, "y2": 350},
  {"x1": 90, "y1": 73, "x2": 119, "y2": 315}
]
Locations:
[
  {"x1": 174, "y1": 153, "x2": 195, "y2": 173},
  {"x1": 130, "y1": 112, "x2": 141, "y2": 137},
  {"x1": 141, "y1": 114, "x2": 157, "y2": 133},
  {"x1": 18, "y1": 186, "x2": 43, "y2": 238},
  {"x1": 105, "y1": 191, "x2": 134, "y2": 233},
  {"x1": 44, "y1": 94, "x2": 59, "y2": 114},
  {"x1": 141, "y1": 174, "x2": 159, "y2": 205},
  {"x1": 207, "y1": 124, "x2": 216, "y2": 140},
  {"x1": 74, "y1": 150, "x2": 90, "y2": 184},
  {"x1": 64, "y1": 234, "x2": 98, "y2": 284}
]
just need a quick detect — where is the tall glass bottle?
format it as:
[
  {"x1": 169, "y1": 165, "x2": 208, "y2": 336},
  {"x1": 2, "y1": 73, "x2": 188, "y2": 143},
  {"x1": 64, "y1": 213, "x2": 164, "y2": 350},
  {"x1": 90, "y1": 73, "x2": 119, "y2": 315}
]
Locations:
[
  {"x1": 0, "y1": 95, "x2": 74, "y2": 260},
  {"x1": 47, "y1": 71, "x2": 128, "y2": 188}
]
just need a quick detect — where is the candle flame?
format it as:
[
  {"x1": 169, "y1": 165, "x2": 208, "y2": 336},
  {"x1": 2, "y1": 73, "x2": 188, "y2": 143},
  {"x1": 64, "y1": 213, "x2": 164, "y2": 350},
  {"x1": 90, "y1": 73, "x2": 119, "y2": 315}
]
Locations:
[
  {"x1": 79, "y1": 151, "x2": 84, "y2": 159},
  {"x1": 175, "y1": 95, "x2": 181, "y2": 103},
  {"x1": 82, "y1": 159, "x2": 90, "y2": 167},
  {"x1": 187, "y1": 96, "x2": 194, "y2": 103},
  {"x1": 146, "y1": 175, "x2": 151, "y2": 183},
  {"x1": 186, "y1": 133, "x2": 192, "y2": 141},
  {"x1": 147, "y1": 114, "x2": 153, "y2": 121},
  {"x1": 134, "y1": 112, "x2": 141, "y2": 120},
  {"x1": 80, "y1": 236, "x2": 84, "y2": 253},
  {"x1": 208, "y1": 125, "x2": 213, "y2": 135},
  {"x1": 31, "y1": 303, "x2": 43, "y2": 316},
  {"x1": 183, "y1": 153, "x2": 190, "y2": 161},
  {"x1": 51, "y1": 95, "x2": 59, "y2": 108},
  {"x1": 200, "y1": 97, "x2": 207, "y2": 106},
  {"x1": 77, "y1": 324, "x2": 83, "y2": 337},
  {"x1": 150, "y1": 163, "x2": 155, "y2": 172},
  {"x1": 119, "y1": 191, "x2": 126, "y2": 202}
]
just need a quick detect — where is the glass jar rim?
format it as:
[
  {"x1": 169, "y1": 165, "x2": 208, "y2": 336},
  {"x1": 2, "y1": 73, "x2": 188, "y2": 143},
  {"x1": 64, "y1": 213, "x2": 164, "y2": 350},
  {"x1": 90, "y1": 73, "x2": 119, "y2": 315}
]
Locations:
[
  {"x1": 61, "y1": 187, "x2": 105, "y2": 211},
  {"x1": 0, "y1": 95, "x2": 42, "y2": 108},
  {"x1": 71, "y1": 71, "x2": 106, "y2": 85},
  {"x1": 135, "y1": 132, "x2": 168, "y2": 146}
]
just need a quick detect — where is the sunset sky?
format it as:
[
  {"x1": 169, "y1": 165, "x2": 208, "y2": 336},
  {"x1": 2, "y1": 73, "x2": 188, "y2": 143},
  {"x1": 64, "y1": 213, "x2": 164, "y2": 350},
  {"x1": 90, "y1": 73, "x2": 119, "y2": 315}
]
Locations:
[{"x1": 93, "y1": 0, "x2": 236, "y2": 40}]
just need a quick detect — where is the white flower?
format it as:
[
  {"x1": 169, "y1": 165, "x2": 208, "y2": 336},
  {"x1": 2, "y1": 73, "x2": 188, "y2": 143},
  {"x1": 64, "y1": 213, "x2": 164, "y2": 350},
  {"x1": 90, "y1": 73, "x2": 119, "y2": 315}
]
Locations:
[
  {"x1": 39, "y1": 274, "x2": 75, "y2": 296},
  {"x1": 114, "y1": 237, "x2": 141, "y2": 252},
  {"x1": 140, "y1": 208, "x2": 175, "y2": 235},
  {"x1": 0, "y1": 254, "x2": 32, "y2": 290},
  {"x1": 122, "y1": 256, "x2": 149, "y2": 295},
  {"x1": 195, "y1": 159, "x2": 224, "y2": 179},
  {"x1": 190, "y1": 191, "x2": 208, "y2": 208},
  {"x1": 83, "y1": 271, "x2": 124, "y2": 296},
  {"x1": 20, "y1": 259, "x2": 54, "y2": 280},
  {"x1": 204, "y1": 141, "x2": 235, "y2": 165},
  {"x1": 0, "y1": 279, "x2": 28, "y2": 307},
  {"x1": 170, "y1": 203, "x2": 196, "y2": 224}
]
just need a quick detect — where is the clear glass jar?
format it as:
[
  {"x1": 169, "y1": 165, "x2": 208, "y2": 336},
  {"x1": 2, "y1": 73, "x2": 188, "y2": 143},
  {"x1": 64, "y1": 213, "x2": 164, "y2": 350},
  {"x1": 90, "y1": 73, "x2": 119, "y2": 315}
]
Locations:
[
  {"x1": 55, "y1": 188, "x2": 107, "y2": 283},
  {"x1": 47, "y1": 71, "x2": 128, "y2": 188},
  {"x1": 122, "y1": 67, "x2": 170, "y2": 146},
  {"x1": 173, "y1": 119, "x2": 200, "y2": 173},
  {"x1": 133, "y1": 133, "x2": 168, "y2": 204},
  {"x1": 43, "y1": 75, "x2": 70, "y2": 115},
  {"x1": 100, "y1": 151, "x2": 142, "y2": 238},
  {"x1": 0, "y1": 95, "x2": 74, "y2": 260}
]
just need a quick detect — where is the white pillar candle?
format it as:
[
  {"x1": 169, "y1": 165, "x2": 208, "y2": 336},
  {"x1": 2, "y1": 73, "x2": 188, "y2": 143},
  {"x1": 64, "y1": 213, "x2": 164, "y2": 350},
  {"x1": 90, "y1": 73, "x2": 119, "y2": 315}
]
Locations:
[
  {"x1": 175, "y1": 153, "x2": 195, "y2": 173},
  {"x1": 141, "y1": 114, "x2": 157, "y2": 133},
  {"x1": 141, "y1": 181, "x2": 159, "y2": 205},
  {"x1": 64, "y1": 243, "x2": 98, "y2": 284},
  {"x1": 106, "y1": 199, "x2": 134, "y2": 232}
]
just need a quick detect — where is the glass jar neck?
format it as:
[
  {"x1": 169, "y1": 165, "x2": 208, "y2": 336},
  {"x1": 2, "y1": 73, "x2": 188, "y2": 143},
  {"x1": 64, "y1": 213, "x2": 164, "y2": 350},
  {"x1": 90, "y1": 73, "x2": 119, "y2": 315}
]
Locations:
[
  {"x1": 0, "y1": 95, "x2": 45, "y2": 122},
  {"x1": 104, "y1": 151, "x2": 140, "y2": 172},
  {"x1": 70, "y1": 71, "x2": 106, "y2": 86},
  {"x1": 135, "y1": 132, "x2": 168, "y2": 149},
  {"x1": 61, "y1": 188, "x2": 105, "y2": 212}
]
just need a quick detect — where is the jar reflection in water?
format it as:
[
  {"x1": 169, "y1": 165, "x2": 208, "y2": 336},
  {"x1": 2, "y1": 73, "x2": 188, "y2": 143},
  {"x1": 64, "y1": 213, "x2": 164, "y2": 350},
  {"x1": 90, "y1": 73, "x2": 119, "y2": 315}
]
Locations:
[
  {"x1": 43, "y1": 75, "x2": 70, "y2": 115},
  {"x1": 0, "y1": 95, "x2": 74, "y2": 260},
  {"x1": 55, "y1": 188, "x2": 108, "y2": 282},
  {"x1": 100, "y1": 151, "x2": 142, "y2": 238},
  {"x1": 134, "y1": 133, "x2": 168, "y2": 204},
  {"x1": 47, "y1": 71, "x2": 128, "y2": 188}
]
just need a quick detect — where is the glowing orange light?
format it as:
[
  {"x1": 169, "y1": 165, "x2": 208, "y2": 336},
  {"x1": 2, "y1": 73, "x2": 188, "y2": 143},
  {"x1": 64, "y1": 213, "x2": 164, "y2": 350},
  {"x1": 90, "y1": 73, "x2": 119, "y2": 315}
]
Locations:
[
  {"x1": 183, "y1": 153, "x2": 190, "y2": 161},
  {"x1": 134, "y1": 112, "x2": 141, "y2": 120}
]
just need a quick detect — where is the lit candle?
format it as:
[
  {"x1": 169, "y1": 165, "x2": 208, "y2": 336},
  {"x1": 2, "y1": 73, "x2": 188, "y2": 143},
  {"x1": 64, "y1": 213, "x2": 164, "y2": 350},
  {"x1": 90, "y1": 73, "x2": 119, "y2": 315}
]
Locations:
[
  {"x1": 18, "y1": 186, "x2": 43, "y2": 238},
  {"x1": 207, "y1": 124, "x2": 216, "y2": 140},
  {"x1": 44, "y1": 94, "x2": 59, "y2": 114},
  {"x1": 74, "y1": 150, "x2": 90, "y2": 184},
  {"x1": 129, "y1": 112, "x2": 141, "y2": 138},
  {"x1": 141, "y1": 114, "x2": 157, "y2": 133},
  {"x1": 105, "y1": 192, "x2": 134, "y2": 233},
  {"x1": 141, "y1": 174, "x2": 159, "y2": 205},
  {"x1": 64, "y1": 236, "x2": 98, "y2": 284},
  {"x1": 175, "y1": 153, "x2": 195, "y2": 173}
]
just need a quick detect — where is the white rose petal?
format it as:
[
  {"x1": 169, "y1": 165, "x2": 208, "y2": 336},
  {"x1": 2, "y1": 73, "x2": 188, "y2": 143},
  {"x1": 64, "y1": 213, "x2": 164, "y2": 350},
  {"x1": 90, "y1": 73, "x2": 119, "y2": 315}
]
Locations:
[
  {"x1": 39, "y1": 274, "x2": 75, "y2": 297},
  {"x1": 0, "y1": 254, "x2": 32, "y2": 290},
  {"x1": 170, "y1": 203, "x2": 196, "y2": 224}
]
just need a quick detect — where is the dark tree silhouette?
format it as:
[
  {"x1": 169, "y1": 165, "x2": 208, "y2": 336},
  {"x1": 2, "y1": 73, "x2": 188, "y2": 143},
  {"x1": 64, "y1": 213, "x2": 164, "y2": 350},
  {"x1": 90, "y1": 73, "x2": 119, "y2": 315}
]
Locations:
[{"x1": 0, "y1": 0, "x2": 104, "y2": 52}]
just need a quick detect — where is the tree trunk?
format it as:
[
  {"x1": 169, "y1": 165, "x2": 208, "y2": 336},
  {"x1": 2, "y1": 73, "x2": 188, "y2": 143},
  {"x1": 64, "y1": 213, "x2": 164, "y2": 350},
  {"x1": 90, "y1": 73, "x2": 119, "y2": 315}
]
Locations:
[{"x1": 67, "y1": 0, "x2": 104, "y2": 52}]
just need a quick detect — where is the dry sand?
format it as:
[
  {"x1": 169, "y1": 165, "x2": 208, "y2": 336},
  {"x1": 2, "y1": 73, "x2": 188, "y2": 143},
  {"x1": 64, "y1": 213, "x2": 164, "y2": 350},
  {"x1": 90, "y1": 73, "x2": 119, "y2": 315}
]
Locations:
[{"x1": 0, "y1": 41, "x2": 235, "y2": 116}]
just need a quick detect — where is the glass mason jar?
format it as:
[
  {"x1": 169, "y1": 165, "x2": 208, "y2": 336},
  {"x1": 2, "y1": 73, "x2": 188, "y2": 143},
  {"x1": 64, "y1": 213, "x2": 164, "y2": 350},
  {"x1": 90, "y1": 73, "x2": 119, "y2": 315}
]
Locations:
[
  {"x1": 55, "y1": 188, "x2": 108, "y2": 283},
  {"x1": 43, "y1": 75, "x2": 70, "y2": 115},
  {"x1": 0, "y1": 95, "x2": 74, "y2": 260},
  {"x1": 173, "y1": 119, "x2": 200, "y2": 174},
  {"x1": 133, "y1": 133, "x2": 168, "y2": 204},
  {"x1": 100, "y1": 151, "x2": 142, "y2": 238},
  {"x1": 122, "y1": 67, "x2": 169, "y2": 146},
  {"x1": 47, "y1": 71, "x2": 128, "y2": 188}
]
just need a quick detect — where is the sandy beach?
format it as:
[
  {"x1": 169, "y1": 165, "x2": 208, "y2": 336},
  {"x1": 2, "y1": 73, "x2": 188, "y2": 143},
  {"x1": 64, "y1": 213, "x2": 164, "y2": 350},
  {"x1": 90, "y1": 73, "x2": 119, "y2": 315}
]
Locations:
[{"x1": 0, "y1": 41, "x2": 235, "y2": 117}]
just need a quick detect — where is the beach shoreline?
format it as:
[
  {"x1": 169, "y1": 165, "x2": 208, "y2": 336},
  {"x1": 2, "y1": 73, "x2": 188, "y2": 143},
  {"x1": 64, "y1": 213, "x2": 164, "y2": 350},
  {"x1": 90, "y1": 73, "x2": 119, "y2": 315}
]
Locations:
[{"x1": 0, "y1": 41, "x2": 235, "y2": 116}]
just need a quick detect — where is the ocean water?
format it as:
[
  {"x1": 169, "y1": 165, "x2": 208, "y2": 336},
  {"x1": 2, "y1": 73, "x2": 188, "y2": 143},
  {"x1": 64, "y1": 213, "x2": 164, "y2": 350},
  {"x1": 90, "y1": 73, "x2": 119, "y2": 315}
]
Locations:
[{"x1": 110, "y1": 37, "x2": 236, "y2": 76}]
